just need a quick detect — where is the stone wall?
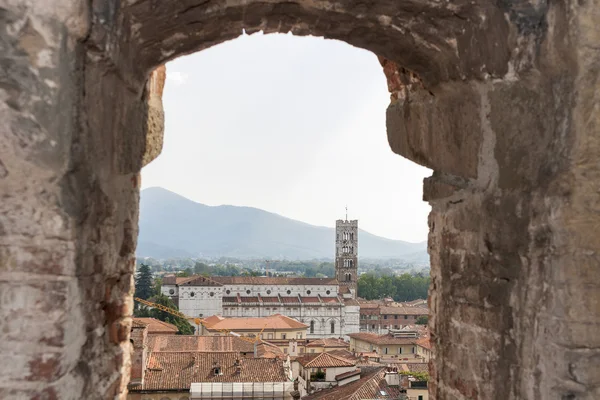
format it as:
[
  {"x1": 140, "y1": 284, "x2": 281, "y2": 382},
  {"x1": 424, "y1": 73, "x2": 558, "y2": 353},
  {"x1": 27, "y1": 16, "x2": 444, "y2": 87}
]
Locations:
[{"x1": 1, "y1": 1, "x2": 599, "y2": 399}]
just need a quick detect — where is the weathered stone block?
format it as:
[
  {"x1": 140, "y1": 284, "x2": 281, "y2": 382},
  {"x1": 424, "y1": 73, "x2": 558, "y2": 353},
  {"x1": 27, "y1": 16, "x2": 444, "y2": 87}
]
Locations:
[{"x1": 386, "y1": 82, "x2": 482, "y2": 179}]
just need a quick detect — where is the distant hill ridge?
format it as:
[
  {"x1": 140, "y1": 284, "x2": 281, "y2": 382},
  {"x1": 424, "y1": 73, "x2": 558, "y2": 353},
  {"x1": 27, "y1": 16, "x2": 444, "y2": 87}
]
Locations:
[{"x1": 137, "y1": 187, "x2": 427, "y2": 260}]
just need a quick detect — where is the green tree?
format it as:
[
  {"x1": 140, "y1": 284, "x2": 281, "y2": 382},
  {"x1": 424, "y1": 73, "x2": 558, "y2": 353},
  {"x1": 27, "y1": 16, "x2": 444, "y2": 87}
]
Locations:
[
  {"x1": 134, "y1": 263, "x2": 154, "y2": 300},
  {"x1": 135, "y1": 294, "x2": 195, "y2": 335},
  {"x1": 153, "y1": 277, "x2": 163, "y2": 297},
  {"x1": 416, "y1": 315, "x2": 429, "y2": 325}
]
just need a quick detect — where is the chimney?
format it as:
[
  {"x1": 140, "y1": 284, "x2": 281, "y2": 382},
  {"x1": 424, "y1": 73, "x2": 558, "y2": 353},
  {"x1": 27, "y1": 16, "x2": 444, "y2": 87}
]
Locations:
[
  {"x1": 129, "y1": 322, "x2": 148, "y2": 387},
  {"x1": 384, "y1": 366, "x2": 400, "y2": 387}
]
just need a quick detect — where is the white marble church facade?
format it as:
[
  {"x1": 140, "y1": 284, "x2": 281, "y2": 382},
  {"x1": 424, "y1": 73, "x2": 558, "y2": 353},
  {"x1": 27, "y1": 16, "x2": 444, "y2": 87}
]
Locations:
[
  {"x1": 161, "y1": 275, "x2": 360, "y2": 339},
  {"x1": 161, "y1": 218, "x2": 362, "y2": 339}
]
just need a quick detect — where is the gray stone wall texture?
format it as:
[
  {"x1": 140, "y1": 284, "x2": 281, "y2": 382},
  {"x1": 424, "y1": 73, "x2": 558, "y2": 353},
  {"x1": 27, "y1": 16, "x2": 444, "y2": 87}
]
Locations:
[{"x1": 0, "y1": 0, "x2": 598, "y2": 399}]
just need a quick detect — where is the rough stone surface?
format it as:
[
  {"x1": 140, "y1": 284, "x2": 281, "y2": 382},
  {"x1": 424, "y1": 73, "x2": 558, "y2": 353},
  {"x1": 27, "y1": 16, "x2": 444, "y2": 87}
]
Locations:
[
  {"x1": 1, "y1": 0, "x2": 599, "y2": 399},
  {"x1": 143, "y1": 65, "x2": 165, "y2": 167}
]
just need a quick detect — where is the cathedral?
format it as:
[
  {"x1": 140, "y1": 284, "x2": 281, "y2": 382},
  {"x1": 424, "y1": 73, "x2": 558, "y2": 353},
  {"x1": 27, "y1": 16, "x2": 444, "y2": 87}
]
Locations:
[{"x1": 161, "y1": 218, "x2": 361, "y2": 338}]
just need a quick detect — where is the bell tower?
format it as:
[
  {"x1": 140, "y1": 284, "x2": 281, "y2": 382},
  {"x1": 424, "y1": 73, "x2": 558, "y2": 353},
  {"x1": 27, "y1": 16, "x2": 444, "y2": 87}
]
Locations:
[{"x1": 335, "y1": 209, "x2": 358, "y2": 297}]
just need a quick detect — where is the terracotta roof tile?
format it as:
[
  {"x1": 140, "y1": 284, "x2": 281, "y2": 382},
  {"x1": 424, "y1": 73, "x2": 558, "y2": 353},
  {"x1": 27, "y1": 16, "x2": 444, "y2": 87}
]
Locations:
[
  {"x1": 298, "y1": 352, "x2": 356, "y2": 368},
  {"x1": 203, "y1": 314, "x2": 308, "y2": 331},
  {"x1": 321, "y1": 297, "x2": 341, "y2": 304},
  {"x1": 415, "y1": 336, "x2": 432, "y2": 350},
  {"x1": 260, "y1": 296, "x2": 280, "y2": 303},
  {"x1": 325, "y1": 349, "x2": 357, "y2": 362},
  {"x1": 222, "y1": 296, "x2": 238, "y2": 303},
  {"x1": 300, "y1": 296, "x2": 321, "y2": 303},
  {"x1": 134, "y1": 318, "x2": 178, "y2": 334},
  {"x1": 239, "y1": 297, "x2": 259, "y2": 303},
  {"x1": 303, "y1": 368, "x2": 404, "y2": 400},
  {"x1": 343, "y1": 298, "x2": 360, "y2": 306},
  {"x1": 280, "y1": 297, "x2": 301, "y2": 304},
  {"x1": 132, "y1": 319, "x2": 148, "y2": 328},
  {"x1": 129, "y1": 352, "x2": 288, "y2": 391},
  {"x1": 147, "y1": 335, "x2": 255, "y2": 353}
]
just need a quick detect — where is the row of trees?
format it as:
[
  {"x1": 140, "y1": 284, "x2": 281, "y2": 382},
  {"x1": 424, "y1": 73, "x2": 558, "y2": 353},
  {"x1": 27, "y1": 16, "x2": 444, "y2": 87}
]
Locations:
[
  {"x1": 133, "y1": 264, "x2": 195, "y2": 334},
  {"x1": 357, "y1": 272, "x2": 430, "y2": 301}
]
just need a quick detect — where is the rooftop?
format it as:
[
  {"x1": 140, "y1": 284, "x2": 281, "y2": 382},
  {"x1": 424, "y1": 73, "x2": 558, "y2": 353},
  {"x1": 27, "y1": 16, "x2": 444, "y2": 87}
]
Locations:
[
  {"x1": 297, "y1": 352, "x2": 356, "y2": 368},
  {"x1": 202, "y1": 314, "x2": 308, "y2": 331},
  {"x1": 129, "y1": 352, "x2": 288, "y2": 391},
  {"x1": 303, "y1": 368, "x2": 404, "y2": 400},
  {"x1": 165, "y1": 275, "x2": 338, "y2": 286},
  {"x1": 133, "y1": 318, "x2": 178, "y2": 334},
  {"x1": 147, "y1": 335, "x2": 255, "y2": 353}
]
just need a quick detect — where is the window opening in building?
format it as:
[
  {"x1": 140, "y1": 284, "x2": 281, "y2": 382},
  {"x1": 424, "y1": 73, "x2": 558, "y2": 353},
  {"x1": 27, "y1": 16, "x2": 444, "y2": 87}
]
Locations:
[{"x1": 310, "y1": 321, "x2": 315, "y2": 334}]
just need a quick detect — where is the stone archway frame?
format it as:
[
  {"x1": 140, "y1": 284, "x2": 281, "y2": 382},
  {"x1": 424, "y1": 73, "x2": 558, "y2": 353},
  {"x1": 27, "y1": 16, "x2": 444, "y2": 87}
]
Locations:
[{"x1": 2, "y1": 1, "x2": 599, "y2": 400}]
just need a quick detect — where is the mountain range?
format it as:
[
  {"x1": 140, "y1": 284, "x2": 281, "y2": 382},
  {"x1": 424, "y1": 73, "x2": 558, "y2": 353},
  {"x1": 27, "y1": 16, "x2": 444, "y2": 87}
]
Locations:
[{"x1": 137, "y1": 187, "x2": 427, "y2": 260}]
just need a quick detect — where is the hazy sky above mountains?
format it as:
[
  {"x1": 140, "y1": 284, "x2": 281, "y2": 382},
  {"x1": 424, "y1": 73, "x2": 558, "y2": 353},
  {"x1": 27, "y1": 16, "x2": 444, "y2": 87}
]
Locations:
[{"x1": 141, "y1": 33, "x2": 431, "y2": 242}]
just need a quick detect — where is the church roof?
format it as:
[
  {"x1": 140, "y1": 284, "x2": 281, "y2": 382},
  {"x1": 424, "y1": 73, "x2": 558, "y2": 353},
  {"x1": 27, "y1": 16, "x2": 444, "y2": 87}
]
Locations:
[
  {"x1": 163, "y1": 275, "x2": 338, "y2": 286},
  {"x1": 213, "y1": 276, "x2": 338, "y2": 285}
]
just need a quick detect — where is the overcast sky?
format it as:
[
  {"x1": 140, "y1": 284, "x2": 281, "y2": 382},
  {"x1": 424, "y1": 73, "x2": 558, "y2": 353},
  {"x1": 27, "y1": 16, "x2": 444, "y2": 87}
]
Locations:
[{"x1": 141, "y1": 33, "x2": 431, "y2": 243}]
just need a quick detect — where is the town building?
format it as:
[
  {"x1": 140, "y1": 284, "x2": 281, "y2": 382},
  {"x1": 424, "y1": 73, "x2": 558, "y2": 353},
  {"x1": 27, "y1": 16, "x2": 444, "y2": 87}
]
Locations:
[
  {"x1": 161, "y1": 217, "x2": 362, "y2": 339},
  {"x1": 302, "y1": 367, "x2": 407, "y2": 400},
  {"x1": 359, "y1": 301, "x2": 428, "y2": 333},
  {"x1": 348, "y1": 331, "x2": 431, "y2": 363},
  {"x1": 296, "y1": 352, "x2": 359, "y2": 397},
  {"x1": 128, "y1": 320, "x2": 293, "y2": 400}
]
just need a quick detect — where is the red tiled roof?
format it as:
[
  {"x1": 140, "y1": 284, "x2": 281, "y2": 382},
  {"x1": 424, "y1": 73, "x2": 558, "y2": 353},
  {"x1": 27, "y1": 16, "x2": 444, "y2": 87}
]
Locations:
[
  {"x1": 222, "y1": 296, "x2": 238, "y2": 303},
  {"x1": 303, "y1": 368, "x2": 403, "y2": 400},
  {"x1": 415, "y1": 336, "x2": 432, "y2": 350},
  {"x1": 147, "y1": 335, "x2": 255, "y2": 353},
  {"x1": 255, "y1": 341, "x2": 285, "y2": 359},
  {"x1": 358, "y1": 302, "x2": 380, "y2": 309},
  {"x1": 132, "y1": 319, "x2": 148, "y2": 328},
  {"x1": 129, "y1": 352, "x2": 288, "y2": 391},
  {"x1": 203, "y1": 314, "x2": 308, "y2": 331},
  {"x1": 321, "y1": 297, "x2": 341, "y2": 304},
  {"x1": 326, "y1": 349, "x2": 356, "y2": 361},
  {"x1": 280, "y1": 297, "x2": 301, "y2": 304},
  {"x1": 343, "y1": 298, "x2": 360, "y2": 306},
  {"x1": 298, "y1": 352, "x2": 356, "y2": 368},
  {"x1": 134, "y1": 318, "x2": 178, "y2": 334},
  {"x1": 260, "y1": 296, "x2": 280, "y2": 303},
  {"x1": 300, "y1": 296, "x2": 321, "y2": 303},
  {"x1": 348, "y1": 332, "x2": 416, "y2": 345},
  {"x1": 212, "y1": 276, "x2": 338, "y2": 285},
  {"x1": 339, "y1": 286, "x2": 350, "y2": 294},
  {"x1": 335, "y1": 369, "x2": 361, "y2": 381},
  {"x1": 239, "y1": 297, "x2": 259, "y2": 303}
]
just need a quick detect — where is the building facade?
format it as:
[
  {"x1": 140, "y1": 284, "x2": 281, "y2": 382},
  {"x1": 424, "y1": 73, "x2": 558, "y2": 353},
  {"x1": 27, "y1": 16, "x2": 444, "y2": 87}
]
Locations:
[
  {"x1": 358, "y1": 301, "x2": 429, "y2": 333},
  {"x1": 162, "y1": 276, "x2": 360, "y2": 339},
  {"x1": 161, "y1": 217, "x2": 362, "y2": 339}
]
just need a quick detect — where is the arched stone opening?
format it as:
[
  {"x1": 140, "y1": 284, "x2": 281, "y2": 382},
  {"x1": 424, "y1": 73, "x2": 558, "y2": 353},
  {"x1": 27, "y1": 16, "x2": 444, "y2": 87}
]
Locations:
[{"x1": 2, "y1": 1, "x2": 600, "y2": 400}]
